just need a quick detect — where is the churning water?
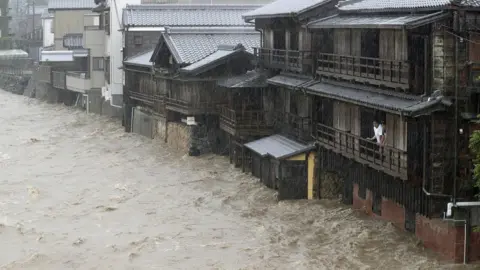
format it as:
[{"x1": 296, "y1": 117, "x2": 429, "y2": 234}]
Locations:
[{"x1": 0, "y1": 91, "x2": 475, "y2": 270}]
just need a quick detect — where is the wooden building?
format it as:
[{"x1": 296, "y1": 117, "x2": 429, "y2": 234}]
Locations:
[
  {"x1": 244, "y1": 0, "x2": 480, "y2": 263},
  {"x1": 123, "y1": 24, "x2": 260, "y2": 155}
]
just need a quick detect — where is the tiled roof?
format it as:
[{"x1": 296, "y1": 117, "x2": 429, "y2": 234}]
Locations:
[
  {"x1": 123, "y1": 4, "x2": 260, "y2": 27},
  {"x1": 180, "y1": 44, "x2": 246, "y2": 75},
  {"x1": 48, "y1": 0, "x2": 96, "y2": 10},
  {"x1": 124, "y1": 49, "x2": 154, "y2": 67},
  {"x1": 462, "y1": 0, "x2": 480, "y2": 7},
  {"x1": 217, "y1": 70, "x2": 268, "y2": 88},
  {"x1": 337, "y1": 0, "x2": 480, "y2": 12},
  {"x1": 308, "y1": 12, "x2": 448, "y2": 29},
  {"x1": 244, "y1": 134, "x2": 315, "y2": 159},
  {"x1": 160, "y1": 27, "x2": 260, "y2": 65},
  {"x1": 305, "y1": 80, "x2": 451, "y2": 116},
  {"x1": 243, "y1": 0, "x2": 331, "y2": 20},
  {"x1": 267, "y1": 74, "x2": 313, "y2": 89}
]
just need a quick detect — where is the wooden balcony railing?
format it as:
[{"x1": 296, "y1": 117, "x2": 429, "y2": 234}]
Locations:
[
  {"x1": 219, "y1": 106, "x2": 273, "y2": 136},
  {"x1": 314, "y1": 123, "x2": 407, "y2": 179},
  {"x1": 273, "y1": 112, "x2": 312, "y2": 142},
  {"x1": 254, "y1": 48, "x2": 313, "y2": 74},
  {"x1": 52, "y1": 71, "x2": 66, "y2": 90},
  {"x1": 37, "y1": 65, "x2": 51, "y2": 83},
  {"x1": 128, "y1": 90, "x2": 165, "y2": 115},
  {"x1": 316, "y1": 53, "x2": 410, "y2": 90},
  {"x1": 165, "y1": 97, "x2": 219, "y2": 115}
]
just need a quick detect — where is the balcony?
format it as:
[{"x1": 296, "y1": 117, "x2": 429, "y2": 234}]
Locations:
[
  {"x1": 219, "y1": 106, "x2": 274, "y2": 137},
  {"x1": 273, "y1": 112, "x2": 312, "y2": 143},
  {"x1": 66, "y1": 71, "x2": 91, "y2": 93},
  {"x1": 254, "y1": 48, "x2": 313, "y2": 74},
  {"x1": 128, "y1": 90, "x2": 165, "y2": 115},
  {"x1": 52, "y1": 71, "x2": 66, "y2": 89},
  {"x1": 316, "y1": 53, "x2": 410, "y2": 91},
  {"x1": 37, "y1": 65, "x2": 51, "y2": 83},
  {"x1": 468, "y1": 62, "x2": 480, "y2": 93},
  {"x1": 165, "y1": 97, "x2": 219, "y2": 115},
  {"x1": 314, "y1": 123, "x2": 407, "y2": 180}
]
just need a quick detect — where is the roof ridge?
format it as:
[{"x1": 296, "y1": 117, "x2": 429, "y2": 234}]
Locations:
[{"x1": 125, "y1": 4, "x2": 262, "y2": 10}]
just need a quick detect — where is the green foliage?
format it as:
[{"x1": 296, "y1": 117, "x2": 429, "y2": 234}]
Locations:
[{"x1": 469, "y1": 129, "x2": 480, "y2": 198}]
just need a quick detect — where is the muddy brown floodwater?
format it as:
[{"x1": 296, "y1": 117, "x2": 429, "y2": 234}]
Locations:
[{"x1": 0, "y1": 90, "x2": 476, "y2": 270}]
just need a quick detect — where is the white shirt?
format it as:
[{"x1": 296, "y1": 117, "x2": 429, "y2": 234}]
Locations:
[{"x1": 373, "y1": 124, "x2": 384, "y2": 144}]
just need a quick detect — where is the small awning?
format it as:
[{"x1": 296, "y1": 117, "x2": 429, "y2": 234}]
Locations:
[
  {"x1": 73, "y1": 49, "x2": 89, "y2": 58},
  {"x1": 308, "y1": 11, "x2": 449, "y2": 30},
  {"x1": 217, "y1": 70, "x2": 267, "y2": 88},
  {"x1": 244, "y1": 134, "x2": 315, "y2": 160},
  {"x1": 40, "y1": 50, "x2": 73, "y2": 62},
  {"x1": 267, "y1": 74, "x2": 312, "y2": 89},
  {"x1": 305, "y1": 81, "x2": 451, "y2": 116},
  {"x1": 124, "y1": 49, "x2": 154, "y2": 68}
]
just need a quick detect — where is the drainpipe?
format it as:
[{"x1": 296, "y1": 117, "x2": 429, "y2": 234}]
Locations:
[
  {"x1": 443, "y1": 215, "x2": 468, "y2": 264},
  {"x1": 445, "y1": 201, "x2": 480, "y2": 264},
  {"x1": 453, "y1": 9, "x2": 459, "y2": 204}
]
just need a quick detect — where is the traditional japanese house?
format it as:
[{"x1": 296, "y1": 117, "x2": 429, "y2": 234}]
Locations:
[
  {"x1": 240, "y1": 0, "x2": 337, "y2": 200},
  {"x1": 301, "y1": 0, "x2": 480, "y2": 263},
  {"x1": 125, "y1": 23, "x2": 260, "y2": 155},
  {"x1": 122, "y1": 4, "x2": 261, "y2": 143},
  {"x1": 216, "y1": 70, "x2": 272, "y2": 167}
]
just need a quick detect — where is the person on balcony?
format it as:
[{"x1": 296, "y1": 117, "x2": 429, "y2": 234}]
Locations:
[
  {"x1": 370, "y1": 120, "x2": 385, "y2": 145},
  {"x1": 369, "y1": 120, "x2": 385, "y2": 161}
]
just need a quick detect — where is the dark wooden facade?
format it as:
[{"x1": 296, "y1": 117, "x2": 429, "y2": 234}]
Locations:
[
  {"x1": 250, "y1": 1, "x2": 480, "y2": 217},
  {"x1": 219, "y1": 87, "x2": 273, "y2": 137},
  {"x1": 124, "y1": 64, "x2": 165, "y2": 117}
]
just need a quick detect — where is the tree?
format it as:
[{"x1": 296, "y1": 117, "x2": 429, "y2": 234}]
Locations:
[{"x1": 469, "y1": 128, "x2": 480, "y2": 198}]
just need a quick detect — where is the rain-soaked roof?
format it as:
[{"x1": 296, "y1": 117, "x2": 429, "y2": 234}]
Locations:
[
  {"x1": 243, "y1": 0, "x2": 331, "y2": 21},
  {"x1": 0, "y1": 50, "x2": 29, "y2": 60},
  {"x1": 244, "y1": 134, "x2": 315, "y2": 160}
]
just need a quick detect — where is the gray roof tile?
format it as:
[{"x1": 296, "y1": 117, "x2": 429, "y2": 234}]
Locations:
[
  {"x1": 180, "y1": 44, "x2": 244, "y2": 74},
  {"x1": 244, "y1": 134, "x2": 315, "y2": 159},
  {"x1": 162, "y1": 27, "x2": 260, "y2": 64},
  {"x1": 338, "y1": 0, "x2": 480, "y2": 12},
  {"x1": 267, "y1": 74, "x2": 313, "y2": 89},
  {"x1": 243, "y1": 0, "x2": 330, "y2": 20},
  {"x1": 306, "y1": 81, "x2": 450, "y2": 116},
  {"x1": 123, "y1": 4, "x2": 260, "y2": 27},
  {"x1": 48, "y1": 0, "x2": 96, "y2": 10},
  {"x1": 217, "y1": 70, "x2": 268, "y2": 88},
  {"x1": 308, "y1": 12, "x2": 448, "y2": 29},
  {"x1": 124, "y1": 50, "x2": 154, "y2": 67}
]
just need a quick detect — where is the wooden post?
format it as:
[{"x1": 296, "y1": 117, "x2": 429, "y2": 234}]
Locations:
[{"x1": 242, "y1": 146, "x2": 245, "y2": 172}]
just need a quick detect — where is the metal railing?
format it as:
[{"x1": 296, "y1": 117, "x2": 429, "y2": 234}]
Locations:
[
  {"x1": 52, "y1": 71, "x2": 66, "y2": 89},
  {"x1": 37, "y1": 65, "x2": 51, "y2": 83},
  {"x1": 314, "y1": 123, "x2": 407, "y2": 178},
  {"x1": 254, "y1": 47, "x2": 313, "y2": 73},
  {"x1": 316, "y1": 53, "x2": 410, "y2": 89},
  {"x1": 66, "y1": 71, "x2": 89, "y2": 79}
]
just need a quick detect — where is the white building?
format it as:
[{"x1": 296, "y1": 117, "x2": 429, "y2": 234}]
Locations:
[
  {"x1": 40, "y1": 10, "x2": 54, "y2": 49},
  {"x1": 93, "y1": 0, "x2": 141, "y2": 115}
]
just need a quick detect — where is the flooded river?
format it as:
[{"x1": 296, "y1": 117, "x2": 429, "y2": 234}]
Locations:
[{"x1": 0, "y1": 90, "x2": 474, "y2": 270}]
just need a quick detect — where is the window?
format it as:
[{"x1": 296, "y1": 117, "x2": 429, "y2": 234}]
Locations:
[
  {"x1": 93, "y1": 57, "x2": 104, "y2": 71},
  {"x1": 134, "y1": 35, "x2": 142, "y2": 46},
  {"x1": 104, "y1": 12, "x2": 110, "y2": 35}
]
